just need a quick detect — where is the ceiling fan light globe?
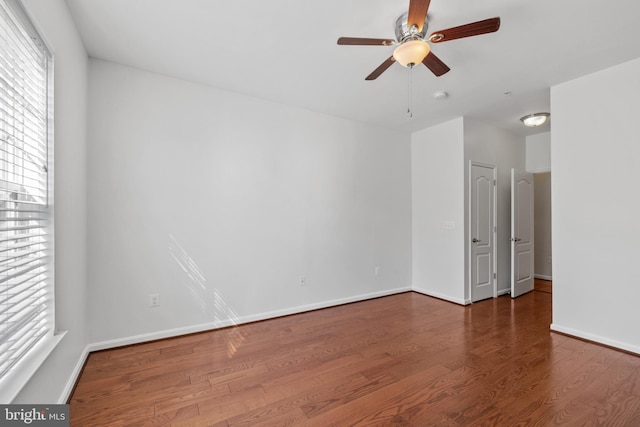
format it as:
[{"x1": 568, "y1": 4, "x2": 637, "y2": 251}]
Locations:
[{"x1": 393, "y1": 40, "x2": 430, "y2": 68}]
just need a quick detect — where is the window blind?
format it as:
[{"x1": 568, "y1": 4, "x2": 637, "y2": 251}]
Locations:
[{"x1": 0, "y1": 0, "x2": 52, "y2": 387}]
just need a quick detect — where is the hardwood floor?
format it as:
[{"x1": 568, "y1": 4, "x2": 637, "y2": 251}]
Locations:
[
  {"x1": 534, "y1": 278, "x2": 552, "y2": 294},
  {"x1": 70, "y1": 291, "x2": 640, "y2": 426}
]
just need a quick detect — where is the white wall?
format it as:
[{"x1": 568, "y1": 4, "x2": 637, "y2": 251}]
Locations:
[
  {"x1": 551, "y1": 57, "x2": 640, "y2": 353},
  {"x1": 526, "y1": 132, "x2": 551, "y2": 173},
  {"x1": 411, "y1": 118, "x2": 466, "y2": 304},
  {"x1": 411, "y1": 118, "x2": 525, "y2": 303},
  {"x1": 464, "y1": 119, "x2": 526, "y2": 297},
  {"x1": 14, "y1": 0, "x2": 88, "y2": 403},
  {"x1": 86, "y1": 60, "x2": 413, "y2": 345}
]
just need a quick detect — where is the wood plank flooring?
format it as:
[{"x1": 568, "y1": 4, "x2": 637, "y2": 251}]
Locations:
[
  {"x1": 69, "y1": 290, "x2": 640, "y2": 426},
  {"x1": 534, "y1": 278, "x2": 552, "y2": 294}
]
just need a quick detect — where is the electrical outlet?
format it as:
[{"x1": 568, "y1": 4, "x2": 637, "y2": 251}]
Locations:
[
  {"x1": 374, "y1": 266, "x2": 380, "y2": 276},
  {"x1": 149, "y1": 293, "x2": 160, "y2": 307},
  {"x1": 299, "y1": 276, "x2": 306, "y2": 286}
]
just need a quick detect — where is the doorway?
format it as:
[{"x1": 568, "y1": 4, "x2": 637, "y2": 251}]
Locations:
[
  {"x1": 510, "y1": 170, "x2": 552, "y2": 298},
  {"x1": 533, "y1": 172, "x2": 552, "y2": 292}
]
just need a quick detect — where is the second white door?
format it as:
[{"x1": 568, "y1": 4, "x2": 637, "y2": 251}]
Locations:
[{"x1": 511, "y1": 169, "x2": 534, "y2": 298}]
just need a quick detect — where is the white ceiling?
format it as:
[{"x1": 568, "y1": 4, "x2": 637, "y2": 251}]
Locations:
[{"x1": 63, "y1": 0, "x2": 640, "y2": 137}]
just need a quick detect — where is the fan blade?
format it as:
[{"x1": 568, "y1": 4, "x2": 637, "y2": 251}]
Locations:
[
  {"x1": 366, "y1": 56, "x2": 396, "y2": 80},
  {"x1": 422, "y1": 52, "x2": 450, "y2": 77},
  {"x1": 429, "y1": 17, "x2": 500, "y2": 43},
  {"x1": 338, "y1": 37, "x2": 395, "y2": 46},
  {"x1": 408, "y1": 0, "x2": 431, "y2": 32}
]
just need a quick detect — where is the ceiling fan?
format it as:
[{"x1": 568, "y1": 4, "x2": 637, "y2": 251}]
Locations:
[{"x1": 337, "y1": 0, "x2": 500, "y2": 80}]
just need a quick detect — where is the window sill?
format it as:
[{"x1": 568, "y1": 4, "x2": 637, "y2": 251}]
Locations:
[{"x1": 0, "y1": 330, "x2": 67, "y2": 403}]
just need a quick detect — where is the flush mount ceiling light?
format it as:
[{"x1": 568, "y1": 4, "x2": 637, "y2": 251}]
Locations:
[{"x1": 520, "y1": 112, "x2": 550, "y2": 127}]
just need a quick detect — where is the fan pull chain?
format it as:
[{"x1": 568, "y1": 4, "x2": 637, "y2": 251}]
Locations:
[{"x1": 407, "y1": 66, "x2": 413, "y2": 118}]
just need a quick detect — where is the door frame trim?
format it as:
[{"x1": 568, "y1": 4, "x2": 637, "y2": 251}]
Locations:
[{"x1": 468, "y1": 161, "x2": 498, "y2": 302}]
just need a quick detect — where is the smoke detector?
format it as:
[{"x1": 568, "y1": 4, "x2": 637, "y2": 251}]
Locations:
[{"x1": 433, "y1": 91, "x2": 448, "y2": 100}]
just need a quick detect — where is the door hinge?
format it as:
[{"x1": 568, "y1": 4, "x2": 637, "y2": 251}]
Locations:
[
  {"x1": 493, "y1": 273, "x2": 497, "y2": 279},
  {"x1": 493, "y1": 180, "x2": 496, "y2": 186}
]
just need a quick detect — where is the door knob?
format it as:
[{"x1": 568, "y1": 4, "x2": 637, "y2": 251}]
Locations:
[
  {"x1": 511, "y1": 237, "x2": 522, "y2": 242},
  {"x1": 472, "y1": 238, "x2": 481, "y2": 243}
]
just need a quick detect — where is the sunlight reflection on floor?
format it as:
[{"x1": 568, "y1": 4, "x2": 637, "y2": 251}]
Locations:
[{"x1": 169, "y1": 234, "x2": 246, "y2": 358}]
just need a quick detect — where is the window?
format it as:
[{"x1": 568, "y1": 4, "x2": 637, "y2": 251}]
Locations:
[{"x1": 0, "y1": 0, "x2": 56, "y2": 402}]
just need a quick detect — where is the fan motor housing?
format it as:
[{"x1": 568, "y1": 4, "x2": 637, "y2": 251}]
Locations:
[{"x1": 395, "y1": 12, "x2": 429, "y2": 42}]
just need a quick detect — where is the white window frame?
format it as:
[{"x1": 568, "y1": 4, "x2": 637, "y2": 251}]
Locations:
[{"x1": 0, "y1": 0, "x2": 64, "y2": 403}]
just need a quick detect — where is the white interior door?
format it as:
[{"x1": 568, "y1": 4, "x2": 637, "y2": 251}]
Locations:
[
  {"x1": 511, "y1": 169, "x2": 534, "y2": 298},
  {"x1": 470, "y1": 163, "x2": 496, "y2": 302}
]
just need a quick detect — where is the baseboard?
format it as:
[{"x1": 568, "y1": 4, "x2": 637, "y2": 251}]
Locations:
[
  {"x1": 496, "y1": 288, "x2": 510, "y2": 297},
  {"x1": 550, "y1": 323, "x2": 640, "y2": 355},
  {"x1": 411, "y1": 287, "x2": 469, "y2": 305},
  {"x1": 88, "y1": 286, "x2": 412, "y2": 352},
  {"x1": 535, "y1": 274, "x2": 552, "y2": 281},
  {"x1": 58, "y1": 344, "x2": 90, "y2": 404}
]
